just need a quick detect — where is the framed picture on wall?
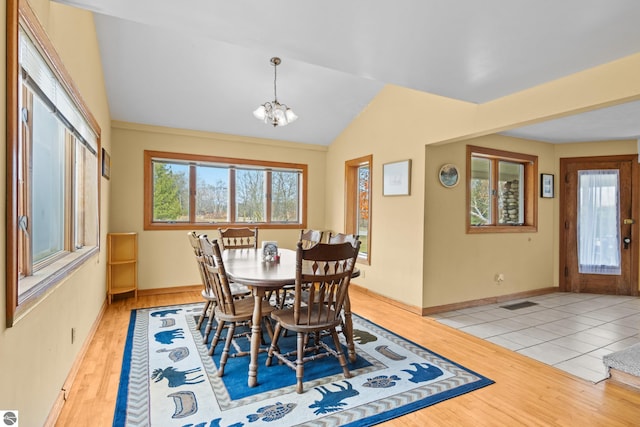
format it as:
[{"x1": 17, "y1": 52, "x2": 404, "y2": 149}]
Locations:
[
  {"x1": 383, "y1": 159, "x2": 411, "y2": 196},
  {"x1": 541, "y1": 173, "x2": 554, "y2": 198},
  {"x1": 102, "y1": 148, "x2": 111, "y2": 180}
]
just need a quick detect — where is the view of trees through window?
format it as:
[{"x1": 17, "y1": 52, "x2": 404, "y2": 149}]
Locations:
[
  {"x1": 467, "y1": 145, "x2": 537, "y2": 233},
  {"x1": 345, "y1": 154, "x2": 372, "y2": 264},
  {"x1": 147, "y1": 152, "x2": 305, "y2": 228},
  {"x1": 357, "y1": 164, "x2": 370, "y2": 254},
  {"x1": 470, "y1": 159, "x2": 524, "y2": 226}
]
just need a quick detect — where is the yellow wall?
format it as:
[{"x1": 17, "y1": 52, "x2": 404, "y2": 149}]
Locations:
[
  {"x1": 424, "y1": 135, "x2": 556, "y2": 306},
  {"x1": 327, "y1": 55, "x2": 640, "y2": 309},
  {"x1": 0, "y1": 2, "x2": 111, "y2": 426},
  {"x1": 109, "y1": 122, "x2": 328, "y2": 290}
]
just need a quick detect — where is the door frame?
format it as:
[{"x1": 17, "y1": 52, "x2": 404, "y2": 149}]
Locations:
[{"x1": 559, "y1": 154, "x2": 639, "y2": 295}]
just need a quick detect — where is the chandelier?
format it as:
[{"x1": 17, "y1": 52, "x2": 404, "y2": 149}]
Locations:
[{"x1": 253, "y1": 57, "x2": 298, "y2": 127}]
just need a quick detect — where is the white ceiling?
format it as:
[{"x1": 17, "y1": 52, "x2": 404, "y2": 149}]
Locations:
[{"x1": 54, "y1": 0, "x2": 640, "y2": 146}]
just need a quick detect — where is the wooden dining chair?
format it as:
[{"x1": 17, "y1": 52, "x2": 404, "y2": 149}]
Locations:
[
  {"x1": 327, "y1": 232, "x2": 360, "y2": 247},
  {"x1": 218, "y1": 227, "x2": 258, "y2": 250},
  {"x1": 272, "y1": 229, "x2": 325, "y2": 309},
  {"x1": 187, "y1": 232, "x2": 250, "y2": 344},
  {"x1": 299, "y1": 229, "x2": 323, "y2": 249},
  {"x1": 199, "y1": 235, "x2": 274, "y2": 377},
  {"x1": 266, "y1": 240, "x2": 361, "y2": 393}
]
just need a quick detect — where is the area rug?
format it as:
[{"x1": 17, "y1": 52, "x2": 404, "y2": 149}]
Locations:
[{"x1": 114, "y1": 303, "x2": 493, "y2": 426}]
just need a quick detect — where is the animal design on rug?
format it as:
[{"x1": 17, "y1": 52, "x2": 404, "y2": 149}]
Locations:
[
  {"x1": 151, "y1": 308, "x2": 181, "y2": 317},
  {"x1": 159, "y1": 318, "x2": 176, "y2": 328},
  {"x1": 182, "y1": 418, "x2": 243, "y2": 427},
  {"x1": 362, "y1": 375, "x2": 401, "y2": 388},
  {"x1": 151, "y1": 366, "x2": 204, "y2": 387},
  {"x1": 402, "y1": 362, "x2": 444, "y2": 383},
  {"x1": 156, "y1": 346, "x2": 189, "y2": 362},
  {"x1": 167, "y1": 391, "x2": 197, "y2": 419},
  {"x1": 154, "y1": 328, "x2": 184, "y2": 344},
  {"x1": 375, "y1": 344, "x2": 407, "y2": 360},
  {"x1": 352, "y1": 329, "x2": 377, "y2": 344},
  {"x1": 246, "y1": 402, "x2": 297, "y2": 422},
  {"x1": 308, "y1": 381, "x2": 359, "y2": 415}
]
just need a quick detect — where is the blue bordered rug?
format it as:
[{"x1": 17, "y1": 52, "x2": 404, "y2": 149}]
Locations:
[{"x1": 114, "y1": 303, "x2": 493, "y2": 426}]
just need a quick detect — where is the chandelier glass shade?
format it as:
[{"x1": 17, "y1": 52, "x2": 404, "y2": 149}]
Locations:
[{"x1": 253, "y1": 57, "x2": 298, "y2": 127}]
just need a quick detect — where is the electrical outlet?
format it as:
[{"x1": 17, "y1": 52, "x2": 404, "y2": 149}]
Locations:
[
  {"x1": 495, "y1": 273, "x2": 505, "y2": 283},
  {"x1": 360, "y1": 270, "x2": 366, "y2": 279}
]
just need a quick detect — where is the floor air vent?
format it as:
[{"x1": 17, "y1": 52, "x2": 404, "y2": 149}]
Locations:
[{"x1": 500, "y1": 301, "x2": 538, "y2": 310}]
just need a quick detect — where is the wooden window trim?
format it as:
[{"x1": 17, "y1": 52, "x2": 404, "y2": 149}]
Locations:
[
  {"x1": 143, "y1": 150, "x2": 308, "y2": 230},
  {"x1": 345, "y1": 155, "x2": 372, "y2": 265},
  {"x1": 466, "y1": 145, "x2": 538, "y2": 234},
  {"x1": 6, "y1": 0, "x2": 102, "y2": 326}
]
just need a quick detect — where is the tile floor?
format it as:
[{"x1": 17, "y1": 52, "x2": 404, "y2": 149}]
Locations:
[{"x1": 430, "y1": 292, "x2": 640, "y2": 383}]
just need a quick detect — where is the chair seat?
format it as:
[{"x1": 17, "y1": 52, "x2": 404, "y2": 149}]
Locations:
[
  {"x1": 271, "y1": 305, "x2": 342, "y2": 333},
  {"x1": 201, "y1": 289, "x2": 216, "y2": 301},
  {"x1": 203, "y1": 283, "x2": 249, "y2": 300},
  {"x1": 230, "y1": 282, "x2": 251, "y2": 296},
  {"x1": 215, "y1": 298, "x2": 274, "y2": 323}
]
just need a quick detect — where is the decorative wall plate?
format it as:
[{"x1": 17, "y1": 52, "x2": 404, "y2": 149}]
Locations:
[{"x1": 438, "y1": 164, "x2": 459, "y2": 188}]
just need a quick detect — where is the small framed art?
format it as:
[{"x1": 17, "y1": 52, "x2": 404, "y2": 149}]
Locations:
[
  {"x1": 102, "y1": 148, "x2": 111, "y2": 180},
  {"x1": 383, "y1": 159, "x2": 411, "y2": 196},
  {"x1": 541, "y1": 173, "x2": 554, "y2": 198}
]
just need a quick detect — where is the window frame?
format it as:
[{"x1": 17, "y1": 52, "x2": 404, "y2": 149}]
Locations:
[
  {"x1": 6, "y1": 0, "x2": 102, "y2": 327},
  {"x1": 345, "y1": 155, "x2": 372, "y2": 264},
  {"x1": 143, "y1": 150, "x2": 308, "y2": 230},
  {"x1": 466, "y1": 145, "x2": 538, "y2": 234}
]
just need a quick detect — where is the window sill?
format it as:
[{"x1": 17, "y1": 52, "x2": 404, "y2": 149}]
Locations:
[
  {"x1": 467, "y1": 225, "x2": 537, "y2": 234},
  {"x1": 15, "y1": 247, "x2": 99, "y2": 323},
  {"x1": 144, "y1": 222, "x2": 305, "y2": 231}
]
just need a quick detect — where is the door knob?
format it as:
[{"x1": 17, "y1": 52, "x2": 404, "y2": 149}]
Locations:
[{"x1": 623, "y1": 237, "x2": 631, "y2": 249}]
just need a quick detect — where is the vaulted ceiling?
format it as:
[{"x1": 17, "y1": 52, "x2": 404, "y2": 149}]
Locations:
[{"x1": 55, "y1": 0, "x2": 640, "y2": 146}]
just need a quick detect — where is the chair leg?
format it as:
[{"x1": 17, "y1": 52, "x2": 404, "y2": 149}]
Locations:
[
  {"x1": 330, "y1": 329, "x2": 352, "y2": 379},
  {"x1": 296, "y1": 332, "x2": 305, "y2": 394},
  {"x1": 209, "y1": 319, "x2": 225, "y2": 356},
  {"x1": 203, "y1": 307, "x2": 216, "y2": 345},
  {"x1": 196, "y1": 300, "x2": 211, "y2": 329},
  {"x1": 266, "y1": 323, "x2": 283, "y2": 367},
  {"x1": 262, "y1": 316, "x2": 275, "y2": 342},
  {"x1": 218, "y1": 323, "x2": 236, "y2": 377}
]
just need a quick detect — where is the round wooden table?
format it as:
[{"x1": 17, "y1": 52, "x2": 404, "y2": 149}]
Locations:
[{"x1": 222, "y1": 248, "x2": 357, "y2": 387}]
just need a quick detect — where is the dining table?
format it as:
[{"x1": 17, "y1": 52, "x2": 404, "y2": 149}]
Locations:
[{"x1": 222, "y1": 247, "x2": 358, "y2": 387}]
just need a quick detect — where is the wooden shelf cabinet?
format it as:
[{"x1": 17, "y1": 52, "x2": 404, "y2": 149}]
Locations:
[{"x1": 107, "y1": 232, "x2": 138, "y2": 304}]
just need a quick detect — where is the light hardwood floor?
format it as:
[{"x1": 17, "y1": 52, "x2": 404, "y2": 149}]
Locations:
[{"x1": 55, "y1": 288, "x2": 640, "y2": 426}]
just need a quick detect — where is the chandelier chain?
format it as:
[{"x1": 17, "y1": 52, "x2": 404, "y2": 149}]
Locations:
[{"x1": 273, "y1": 60, "x2": 278, "y2": 102}]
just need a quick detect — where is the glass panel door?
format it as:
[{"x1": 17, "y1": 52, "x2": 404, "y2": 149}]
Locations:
[{"x1": 577, "y1": 170, "x2": 621, "y2": 275}]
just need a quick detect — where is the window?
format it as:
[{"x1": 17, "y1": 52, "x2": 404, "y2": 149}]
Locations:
[
  {"x1": 345, "y1": 155, "x2": 372, "y2": 264},
  {"x1": 144, "y1": 151, "x2": 307, "y2": 230},
  {"x1": 6, "y1": 2, "x2": 101, "y2": 326},
  {"x1": 467, "y1": 145, "x2": 537, "y2": 233},
  {"x1": 578, "y1": 170, "x2": 621, "y2": 275}
]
